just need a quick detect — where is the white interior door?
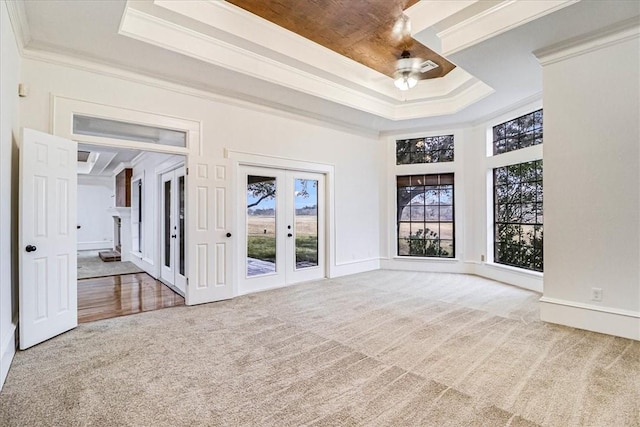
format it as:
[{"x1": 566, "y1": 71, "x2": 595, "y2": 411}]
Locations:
[
  {"x1": 19, "y1": 128, "x2": 78, "y2": 350},
  {"x1": 238, "y1": 166, "x2": 325, "y2": 295},
  {"x1": 185, "y1": 158, "x2": 235, "y2": 305},
  {"x1": 160, "y1": 166, "x2": 186, "y2": 293}
]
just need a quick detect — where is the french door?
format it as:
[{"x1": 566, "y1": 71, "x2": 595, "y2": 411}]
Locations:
[
  {"x1": 160, "y1": 166, "x2": 186, "y2": 293},
  {"x1": 238, "y1": 166, "x2": 325, "y2": 294}
]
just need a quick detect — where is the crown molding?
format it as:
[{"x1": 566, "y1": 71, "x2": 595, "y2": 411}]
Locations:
[
  {"x1": 4, "y1": 0, "x2": 31, "y2": 54},
  {"x1": 393, "y1": 80, "x2": 494, "y2": 120},
  {"x1": 120, "y1": 3, "x2": 492, "y2": 122},
  {"x1": 154, "y1": 0, "x2": 486, "y2": 104},
  {"x1": 469, "y1": 92, "x2": 543, "y2": 128},
  {"x1": 154, "y1": 0, "x2": 390, "y2": 93},
  {"x1": 405, "y1": 0, "x2": 478, "y2": 35},
  {"x1": 436, "y1": 0, "x2": 579, "y2": 56},
  {"x1": 119, "y1": 6, "x2": 396, "y2": 118},
  {"x1": 534, "y1": 18, "x2": 640, "y2": 66},
  {"x1": 379, "y1": 92, "x2": 543, "y2": 138},
  {"x1": 22, "y1": 47, "x2": 382, "y2": 138}
]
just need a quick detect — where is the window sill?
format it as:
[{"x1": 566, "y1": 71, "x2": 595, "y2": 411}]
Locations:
[{"x1": 392, "y1": 256, "x2": 460, "y2": 263}]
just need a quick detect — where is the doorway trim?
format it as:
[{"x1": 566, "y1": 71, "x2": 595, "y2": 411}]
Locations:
[
  {"x1": 52, "y1": 98, "x2": 195, "y2": 286},
  {"x1": 227, "y1": 150, "x2": 336, "y2": 295}
]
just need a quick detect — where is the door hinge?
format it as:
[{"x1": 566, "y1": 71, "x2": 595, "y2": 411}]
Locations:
[{"x1": 186, "y1": 167, "x2": 189, "y2": 175}]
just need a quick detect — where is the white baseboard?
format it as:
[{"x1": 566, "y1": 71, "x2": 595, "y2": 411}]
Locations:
[
  {"x1": 77, "y1": 241, "x2": 113, "y2": 251},
  {"x1": 380, "y1": 257, "x2": 469, "y2": 274},
  {"x1": 1, "y1": 323, "x2": 16, "y2": 391},
  {"x1": 472, "y1": 263, "x2": 543, "y2": 293},
  {"x1": 331, "y1": 258, "x2": 380, "y2": 278},
  {"x1": 540, "y1": 297, "x2": 640, "y2": 340},
  {"x1": 376, "y1": 259, "x2": 544, "y2": 293}
]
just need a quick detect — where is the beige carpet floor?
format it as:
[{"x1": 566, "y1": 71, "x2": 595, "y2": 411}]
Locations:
[{"x1": 1, "y1": 271, "x2": 638, "y2": 426}]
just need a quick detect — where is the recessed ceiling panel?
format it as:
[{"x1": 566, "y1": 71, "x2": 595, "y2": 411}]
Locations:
[{"x1": 225, "y1": 0, "x2": 456, "y2": 80}]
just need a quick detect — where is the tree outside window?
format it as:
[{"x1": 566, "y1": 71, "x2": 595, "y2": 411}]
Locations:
[{"x1": 493, "y1": 160, "x2": 543, "y2": 272}]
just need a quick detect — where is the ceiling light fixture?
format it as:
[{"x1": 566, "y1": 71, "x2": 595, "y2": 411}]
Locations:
[{"x1": 394, "y1": 50, "x2": 421, "y2": 91}]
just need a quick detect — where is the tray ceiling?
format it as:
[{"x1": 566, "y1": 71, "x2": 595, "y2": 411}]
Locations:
[
  {"x1": 225, "y1": 0, "x2": 456, "y2": 81},
  {"x1": 12, "y1": 0, "x2": 640, "y2": 132}
]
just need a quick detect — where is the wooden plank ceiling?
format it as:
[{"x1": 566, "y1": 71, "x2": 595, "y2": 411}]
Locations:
[{"x1": 225, "y1": 0, "x2": 455, "y2": 80}]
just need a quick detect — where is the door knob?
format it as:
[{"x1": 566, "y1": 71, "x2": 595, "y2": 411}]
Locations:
[
  {"x1": 25, "y1": 245, "x2": 37, "y2": 253},
  {"x1": 226, "y1": 232, "x2": 232, "y2": 238},
  {"x1": 287, "y1": 233, "x2": 293, "y2": 237},
  {"x1": 171, "y1": 234, "x2": 177, "y2": 239}
]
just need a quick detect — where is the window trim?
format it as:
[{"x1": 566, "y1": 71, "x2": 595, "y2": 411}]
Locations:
[
  {"x1": 485, "y1": 106, "x2": 544, "y2": 274},
  {"x1": 491, "y1": 109, "x2": 543, "y2": 156},
  {"x1": 389, "y1": 129, "x2": 461, "y2": 264},
  {"x1": 492, "y1": 160, "x2": 543, "y2": 272},
  {"x1": 395, "y1": 134, "x2": 454, "y2": 165},
  {"x1": 396, "y1": 173, "x2": 456, "y2": 259}
]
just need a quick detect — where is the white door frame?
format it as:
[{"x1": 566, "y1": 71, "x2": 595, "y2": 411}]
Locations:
[
  {"x1": 237, "y1": 167, "x2": 326, "y2": 295},
  {"x1": 227, "y1": 150, "x2": 336, "y2": 296}
]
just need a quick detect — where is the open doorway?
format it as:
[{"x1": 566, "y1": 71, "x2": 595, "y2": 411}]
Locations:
[{"x1": 76, "y1": 143, "x2": 186, "y2": 322}]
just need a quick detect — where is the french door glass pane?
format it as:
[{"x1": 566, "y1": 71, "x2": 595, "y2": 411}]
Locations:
[
  {"x1": 294, "y1": 179, "x2": 318, "y2": 269},
  {"x1": 164, "y1": 180, "x2": 171, "y2": 268},
  {"x1": 179, "y1": 175, "x2": 185, "y2": 276},
  {"x1": 137, "y1": 180, "x2": 142, "y2": 253},
  {"x1": 247, "y1": 175, "x2": 277, "y2": 276}
]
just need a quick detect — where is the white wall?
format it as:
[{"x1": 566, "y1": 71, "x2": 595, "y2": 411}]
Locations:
[
  {"x1": 539, "y1": 29, "x2": 640, "y2": 340},
  {"x1": 18, "y1": 57, "x2": 382, "y2": 281},
  {"x1": 0, "y1": 1, "x2": 21, "y2": 389},
  {"x1": 77, "y1": 175, "x2": 114, "y2": 251}
]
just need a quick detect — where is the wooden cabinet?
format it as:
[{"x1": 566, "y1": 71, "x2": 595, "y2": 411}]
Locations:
[{"x1": 115, "y1": 168, "x2": 132, "y2": 207}]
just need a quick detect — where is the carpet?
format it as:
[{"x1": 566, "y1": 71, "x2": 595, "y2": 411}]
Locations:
[
  {"x1": 1, "y1": 271, "x2": 638, "y2": 426},
  {"x1": 77, "y1": 250, "x2": 144, "y2": 279}
]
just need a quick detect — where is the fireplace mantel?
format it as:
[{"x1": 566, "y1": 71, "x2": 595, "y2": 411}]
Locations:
[
  {"x1": 109, "y1": 207, "x2": 132, "y2": 262},
  {"x1": 109, "y1": 207, "x2": 131, "y2": 218}
]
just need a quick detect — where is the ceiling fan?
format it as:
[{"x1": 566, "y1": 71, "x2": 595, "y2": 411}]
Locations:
[{"x1": 392, "y1": 14, "x2": 440, "y2": 91}]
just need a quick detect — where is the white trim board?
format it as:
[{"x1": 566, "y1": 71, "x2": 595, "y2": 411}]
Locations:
[
  {"x1": 378, "y1": 259, "x2": 544, "y2": 294},
  {"x1": 0, "y1": 323, "x2": 16, "y2": 390},
  {"x1": 534, "y1": 19, "x2": 640, "y2": 66},
  {"x1": 540, "y1": 297, "x2": 640, "y2": 341},
  {"x1": 332, "y1": 258, "x2": 380, "y2": 278}
]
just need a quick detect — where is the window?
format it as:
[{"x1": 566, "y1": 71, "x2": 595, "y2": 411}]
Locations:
[
  {"x1": 492, "y1": 109, "x2": 543, "y2": 155},
  {"x1": 493, "y1": 160, "x2": 543, "y2": 272},
  {"x1": 396, "y1": 135, "x2": 454, "y2": 164},
  {"x1": 397, "y1": 173, "x2": 454, "y2": 258},
  {"x1": 73, "y1": 115, "x2": 187, "y2": 147}
]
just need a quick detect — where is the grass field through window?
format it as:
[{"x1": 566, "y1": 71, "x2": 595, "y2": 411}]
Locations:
[{"x1": 247, "y1": 216, "x2": 318, "y2": 266}]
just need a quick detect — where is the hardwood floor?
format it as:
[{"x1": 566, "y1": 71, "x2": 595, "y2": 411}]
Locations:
[{"x1": 78, "y1": 272, "x2": 185, "y2": 323}]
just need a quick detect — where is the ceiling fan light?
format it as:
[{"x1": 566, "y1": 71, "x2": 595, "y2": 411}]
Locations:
[{"x1": 394, "y1": 71, "x2": 418, "y2": 91}]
